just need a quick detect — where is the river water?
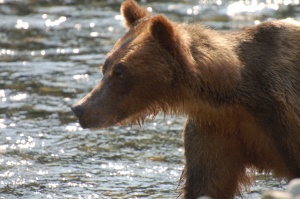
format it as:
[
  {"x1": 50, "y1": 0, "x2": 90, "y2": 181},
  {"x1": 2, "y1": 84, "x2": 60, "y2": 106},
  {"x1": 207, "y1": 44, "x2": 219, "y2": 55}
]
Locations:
[{"x1": 0, "y1": 0, "x2": 299, "y2": 199}]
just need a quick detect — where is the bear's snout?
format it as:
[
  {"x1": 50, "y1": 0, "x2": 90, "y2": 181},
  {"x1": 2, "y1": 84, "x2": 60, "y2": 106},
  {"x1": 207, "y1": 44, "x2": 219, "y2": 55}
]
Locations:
[{"x1": 71, "y1": 104, "x2": 84, "y2": 118}]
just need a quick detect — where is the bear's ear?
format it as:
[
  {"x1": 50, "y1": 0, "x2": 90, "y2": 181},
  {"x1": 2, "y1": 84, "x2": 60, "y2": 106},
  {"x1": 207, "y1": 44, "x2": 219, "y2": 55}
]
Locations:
[
  {"x1": 149, "y1": 15, "x2": 177, "y2": 53},
  {"x1": 121, "y1": 0, "x2": 150, "y2": 28}
]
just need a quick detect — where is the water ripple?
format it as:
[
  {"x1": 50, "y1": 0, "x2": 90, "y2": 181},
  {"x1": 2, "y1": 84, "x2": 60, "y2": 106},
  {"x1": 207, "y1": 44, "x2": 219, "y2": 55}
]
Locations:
[{"x1": 0, "y1": 0, "x2": 299, "y2": 198}]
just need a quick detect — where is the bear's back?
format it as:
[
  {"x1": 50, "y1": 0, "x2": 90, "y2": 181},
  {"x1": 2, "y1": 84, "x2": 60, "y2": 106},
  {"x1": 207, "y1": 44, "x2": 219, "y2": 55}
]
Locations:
[
  {"x1": 235, "y1": 20, "x2": 300, "y2": 115},
  {"x1": 231, "y1": 20, "x2": 300, "y2": 176}
]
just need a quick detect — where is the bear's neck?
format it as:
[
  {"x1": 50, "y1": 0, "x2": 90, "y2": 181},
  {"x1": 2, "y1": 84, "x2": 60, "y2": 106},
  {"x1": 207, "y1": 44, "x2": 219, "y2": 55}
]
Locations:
[{"x1": 172, "y1": 25, "x2": 242, "y2": 114}]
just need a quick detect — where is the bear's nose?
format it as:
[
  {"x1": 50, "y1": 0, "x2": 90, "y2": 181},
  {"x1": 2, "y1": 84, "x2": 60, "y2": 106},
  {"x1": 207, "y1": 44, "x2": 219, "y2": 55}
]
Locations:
[{"x1": 71, "y1": 104, "x2": 84, "y2": 118}]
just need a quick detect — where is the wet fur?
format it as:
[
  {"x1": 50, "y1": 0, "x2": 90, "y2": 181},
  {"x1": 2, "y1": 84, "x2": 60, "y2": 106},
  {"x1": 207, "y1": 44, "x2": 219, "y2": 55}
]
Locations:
[{"x1": 71, "y1": 0, "x2": 300, "y2": 198}]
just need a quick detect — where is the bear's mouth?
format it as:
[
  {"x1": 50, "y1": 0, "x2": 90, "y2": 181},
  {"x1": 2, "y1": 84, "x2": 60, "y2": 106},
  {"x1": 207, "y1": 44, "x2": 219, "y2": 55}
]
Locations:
[
  {"x1": 71, "y1": 100, "x2": 164, "y2": 130},
  {"x1": 75, "y1": 113, "x2": 125, "y2": 130},
  {"x1": 71, "y1": 103, "x2": 121, "y2": 129},
  {"x1": 77, "y1": 117, "x2": 110, "y2": 129}
]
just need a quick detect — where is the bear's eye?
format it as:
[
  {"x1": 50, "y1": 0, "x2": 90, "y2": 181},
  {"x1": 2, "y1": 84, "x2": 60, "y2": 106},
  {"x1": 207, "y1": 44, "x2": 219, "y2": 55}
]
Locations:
[
  {"x1": 112, "y1": 63, "x2": 125, "y2": 79},
  {"x1": 113, "y1": 69, "x2": 123, "y2": 79}
]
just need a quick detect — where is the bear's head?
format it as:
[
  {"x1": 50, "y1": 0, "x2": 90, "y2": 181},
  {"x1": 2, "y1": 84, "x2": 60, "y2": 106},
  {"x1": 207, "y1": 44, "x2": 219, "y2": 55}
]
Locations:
[{"x1": 71, "y1": 0, "x2": 194, "y2": 129}]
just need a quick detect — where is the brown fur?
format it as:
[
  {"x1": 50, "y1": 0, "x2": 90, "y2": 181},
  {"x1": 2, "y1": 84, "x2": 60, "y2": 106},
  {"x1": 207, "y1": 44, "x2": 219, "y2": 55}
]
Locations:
[{"x1": 71, "y1": 0, "x2": 300, "y2": 198}]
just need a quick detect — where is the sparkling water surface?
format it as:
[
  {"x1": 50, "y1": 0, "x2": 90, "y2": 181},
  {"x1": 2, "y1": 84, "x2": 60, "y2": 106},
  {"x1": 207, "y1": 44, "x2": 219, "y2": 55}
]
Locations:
[{"x1": 0, "y1": 0, "x2": 299, "y2": 198}]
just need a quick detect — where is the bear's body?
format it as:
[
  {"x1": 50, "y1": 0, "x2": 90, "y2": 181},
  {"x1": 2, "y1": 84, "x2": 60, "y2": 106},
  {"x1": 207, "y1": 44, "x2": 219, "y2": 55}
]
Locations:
[{"x1": 71, "y1": 0, "x2": 300, "y2": 198}]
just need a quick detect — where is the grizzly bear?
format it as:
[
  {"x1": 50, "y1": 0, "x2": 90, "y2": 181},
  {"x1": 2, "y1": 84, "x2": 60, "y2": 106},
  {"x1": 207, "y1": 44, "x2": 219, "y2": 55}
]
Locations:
[{"x1": 71, "y1": 0, "x2": 300, "y2": 198}]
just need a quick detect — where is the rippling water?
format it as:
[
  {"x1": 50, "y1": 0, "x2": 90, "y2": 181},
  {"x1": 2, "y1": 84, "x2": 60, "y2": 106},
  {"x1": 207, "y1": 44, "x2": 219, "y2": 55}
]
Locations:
[{"x1": 0, "y1": 0, "x2": 299, "y2": 198}]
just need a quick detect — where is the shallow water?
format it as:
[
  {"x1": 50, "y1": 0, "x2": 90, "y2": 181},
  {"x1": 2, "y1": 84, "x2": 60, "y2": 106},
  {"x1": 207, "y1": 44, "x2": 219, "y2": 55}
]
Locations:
[{"x1": 0, "y1": 0, "x2": 299, "y2": 198}]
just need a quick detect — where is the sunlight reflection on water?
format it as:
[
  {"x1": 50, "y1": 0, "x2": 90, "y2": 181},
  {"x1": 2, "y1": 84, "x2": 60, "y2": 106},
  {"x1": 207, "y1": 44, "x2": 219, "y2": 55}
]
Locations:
[{"x1": 0, "y1": 0, "x2": 299, "y2": 198}]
